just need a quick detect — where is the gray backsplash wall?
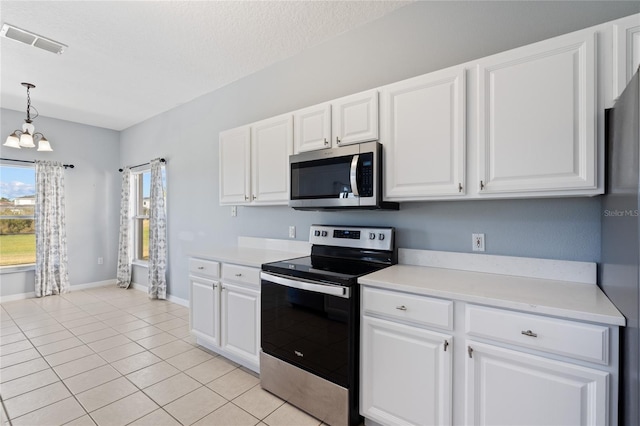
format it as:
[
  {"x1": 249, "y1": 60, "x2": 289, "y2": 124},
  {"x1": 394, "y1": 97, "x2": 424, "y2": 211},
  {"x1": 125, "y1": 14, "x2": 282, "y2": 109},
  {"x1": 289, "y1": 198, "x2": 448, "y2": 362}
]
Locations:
[{"x1": 121, "y1": 1, "x2": 638, "y2": 301}]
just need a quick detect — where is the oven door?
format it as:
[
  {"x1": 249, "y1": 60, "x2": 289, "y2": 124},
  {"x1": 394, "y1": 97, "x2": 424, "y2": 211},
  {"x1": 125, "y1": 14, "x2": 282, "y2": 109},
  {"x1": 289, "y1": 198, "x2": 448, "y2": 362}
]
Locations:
[{"x1": 260, "y1": 272, "x2": 356, "y2": 387}]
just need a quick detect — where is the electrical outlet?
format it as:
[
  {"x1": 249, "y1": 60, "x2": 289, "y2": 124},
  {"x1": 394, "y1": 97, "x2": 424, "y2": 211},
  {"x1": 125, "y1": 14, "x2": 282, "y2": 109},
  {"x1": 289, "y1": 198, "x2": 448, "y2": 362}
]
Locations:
[
  {"x1": 231, "y1": 206, "x2": 237, "y2": 217},
  {"x1": 289, "y1": 226, "x2": 296, "y2": 239},
  {"x1": 97, "y1": 257, "x2": 104, "y2": 265},
  {"x1": 472, "y1": 233, "x2": 485, "y2": 252}
]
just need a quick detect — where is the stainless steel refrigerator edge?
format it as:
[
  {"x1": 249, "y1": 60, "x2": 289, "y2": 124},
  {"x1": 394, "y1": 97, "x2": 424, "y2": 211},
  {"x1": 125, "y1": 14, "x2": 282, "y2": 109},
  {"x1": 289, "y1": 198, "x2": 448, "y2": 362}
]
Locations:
[{"x1": 601, "y1": 68, "x2": 640, "y2": 426}]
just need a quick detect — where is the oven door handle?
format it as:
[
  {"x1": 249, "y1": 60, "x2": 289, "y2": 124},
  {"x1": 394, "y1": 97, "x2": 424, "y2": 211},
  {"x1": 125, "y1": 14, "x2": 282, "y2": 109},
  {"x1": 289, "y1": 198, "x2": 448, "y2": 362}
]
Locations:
[{"x1": 261, "y1": 272, "x2": 351, "y2": 298}]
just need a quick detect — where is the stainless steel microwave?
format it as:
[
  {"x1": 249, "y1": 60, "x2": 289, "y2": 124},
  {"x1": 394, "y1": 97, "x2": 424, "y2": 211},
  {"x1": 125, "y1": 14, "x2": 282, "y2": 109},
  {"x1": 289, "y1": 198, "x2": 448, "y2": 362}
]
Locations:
[{"x1": 289, "y1": 141, "x2": 398, "y2": 210}]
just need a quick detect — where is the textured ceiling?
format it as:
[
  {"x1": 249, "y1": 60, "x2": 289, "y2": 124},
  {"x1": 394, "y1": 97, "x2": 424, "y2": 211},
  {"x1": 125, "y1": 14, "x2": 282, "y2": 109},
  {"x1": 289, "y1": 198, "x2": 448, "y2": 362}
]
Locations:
[{"x1": 0, "y1": 1, "x2": 410, "y2": 131}]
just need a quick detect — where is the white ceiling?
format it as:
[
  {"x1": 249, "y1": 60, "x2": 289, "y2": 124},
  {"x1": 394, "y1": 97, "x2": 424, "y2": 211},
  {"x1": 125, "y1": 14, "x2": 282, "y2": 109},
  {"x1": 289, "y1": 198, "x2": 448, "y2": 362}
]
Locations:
[{"x1": 0, "y1": 1, "x2": 410, "y2": 131}]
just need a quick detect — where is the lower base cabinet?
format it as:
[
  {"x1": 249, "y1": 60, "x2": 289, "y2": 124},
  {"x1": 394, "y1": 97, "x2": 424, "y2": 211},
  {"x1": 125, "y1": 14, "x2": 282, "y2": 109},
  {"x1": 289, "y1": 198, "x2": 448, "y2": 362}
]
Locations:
[
  {"x1": 465, "y1": 341, "x2": 609, "y2": 426},
  {"x1": 189, "y1": 258, "x2": 261, "y2": 373},
  {"x1": 360, "y1": 315, "x2": 452, "y2": 426}
]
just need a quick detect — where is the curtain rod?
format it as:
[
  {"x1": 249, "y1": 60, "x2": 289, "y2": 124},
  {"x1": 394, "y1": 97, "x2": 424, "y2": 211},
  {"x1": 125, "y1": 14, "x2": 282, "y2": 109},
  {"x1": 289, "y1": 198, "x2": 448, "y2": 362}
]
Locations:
[
  {"x1": 0, "y1": 158, "x2": 75, "y2": 169},
  {"x1": 119, "y1": 158, "x2": 165, "y2": 172}
]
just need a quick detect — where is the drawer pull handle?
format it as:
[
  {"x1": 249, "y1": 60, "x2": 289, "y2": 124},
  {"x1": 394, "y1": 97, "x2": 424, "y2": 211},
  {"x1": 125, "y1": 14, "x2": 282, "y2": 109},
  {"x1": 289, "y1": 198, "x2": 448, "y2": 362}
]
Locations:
[
  {"x1": 396, "y1": 305, "x2": 407, "y2": 311},
  {"x1": 235, "y1": 273, "x2": 242, "y2": 277},
  {"x1": 521, "y1": 330, "x2": 538, "y2": 338},
  {"x1": 197, "y1": 266, "x2": 204, "y2": 270}
]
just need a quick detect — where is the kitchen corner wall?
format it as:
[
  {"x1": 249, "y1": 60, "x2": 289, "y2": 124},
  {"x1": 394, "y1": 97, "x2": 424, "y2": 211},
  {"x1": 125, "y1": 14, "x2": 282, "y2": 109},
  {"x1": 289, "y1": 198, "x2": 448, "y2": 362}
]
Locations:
[
  {"x1": 121, "y1": 1, "x2": 639, "y2": 301},
  {"x1": 0, "y1": 108, "x2": 121, "y2": 297}
]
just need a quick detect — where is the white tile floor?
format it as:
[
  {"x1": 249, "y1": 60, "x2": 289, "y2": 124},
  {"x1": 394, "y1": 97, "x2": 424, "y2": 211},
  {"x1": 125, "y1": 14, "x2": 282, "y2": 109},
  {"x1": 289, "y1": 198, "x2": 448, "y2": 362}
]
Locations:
[{"x1": 0, "y1": 286, "x2": 324, "y2": 426}]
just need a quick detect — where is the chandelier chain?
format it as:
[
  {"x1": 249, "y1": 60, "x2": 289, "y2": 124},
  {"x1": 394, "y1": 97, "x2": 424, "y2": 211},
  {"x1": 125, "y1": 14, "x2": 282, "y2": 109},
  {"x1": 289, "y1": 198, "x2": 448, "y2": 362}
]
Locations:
[{"x1": 26, "y1": 86, "x2": 32, "y2": 122}]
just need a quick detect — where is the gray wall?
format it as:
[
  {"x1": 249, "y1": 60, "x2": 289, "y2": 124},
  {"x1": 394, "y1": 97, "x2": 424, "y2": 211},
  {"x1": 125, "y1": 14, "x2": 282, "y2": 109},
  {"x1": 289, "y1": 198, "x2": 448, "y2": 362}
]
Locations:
[
  {"x1": 0, "y1": 108, "x2": 120, "y2": 297},
  {"x1": 121, "y1": 1, "x2": 639, "y2": 301}
]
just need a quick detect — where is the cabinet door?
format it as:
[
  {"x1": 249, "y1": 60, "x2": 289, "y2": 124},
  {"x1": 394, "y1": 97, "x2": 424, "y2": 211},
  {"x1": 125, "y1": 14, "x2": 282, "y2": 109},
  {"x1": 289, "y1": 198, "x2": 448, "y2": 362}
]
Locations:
[
  {"x1": 189, "y1": 276, "x2": 219, "y2": 345},
  {"x1": 381, "y1": 66, "x2": 466, "y2": 200},
  {"x1": 361, "y1": 315, "x2": 452, "y2": 426},
  {"x1": 293, "y1": 103, "x2": 332, "y2": 153},
  {"x1": 332, "y1": 90, "x2": 379, "y2": 147},
  {"x1": 251, "y1": 114, "x2": 293, "y2": 204},
  {"x1": 219, "y1": 126, "x2": 251, "y2": 205},
  {"x1": 476, "y1": 29, "x2": 597, "y2": 195},
  {"x1": 220, "y1": 282, "x2": 260, "y2": 366},
  {"x1": 613, "y1": 13, "x2": 640, "y2": 99},
  {"x1": 465, "y1": 341, "x2": 609, "y2": 426}
]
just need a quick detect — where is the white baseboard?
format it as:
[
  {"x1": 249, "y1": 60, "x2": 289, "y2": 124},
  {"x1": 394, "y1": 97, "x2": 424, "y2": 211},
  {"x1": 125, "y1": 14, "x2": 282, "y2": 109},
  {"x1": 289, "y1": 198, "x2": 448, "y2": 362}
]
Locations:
[
  {"x1": 0, "y1": 279, "x2": 188, "y2": 307},
  {"x1": 130, "y1": 282, "x2": 189, "y2": 307}
]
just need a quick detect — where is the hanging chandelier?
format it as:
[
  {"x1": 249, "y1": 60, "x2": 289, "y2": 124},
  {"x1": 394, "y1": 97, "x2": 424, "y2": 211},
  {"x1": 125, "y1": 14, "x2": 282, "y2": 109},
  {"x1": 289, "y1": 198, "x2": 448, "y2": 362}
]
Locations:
[{"x1": 4, "y1": 82, "x2": 52, "y2": 151}]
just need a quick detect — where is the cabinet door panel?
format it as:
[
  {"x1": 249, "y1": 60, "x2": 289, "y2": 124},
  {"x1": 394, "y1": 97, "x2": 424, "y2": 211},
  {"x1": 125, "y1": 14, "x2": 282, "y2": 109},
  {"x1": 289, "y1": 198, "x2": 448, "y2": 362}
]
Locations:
[
  {"x1": 361, "y1": 316, "x2": 452, "y2": 426},
  {"x1": 251, "y1": 115, "x2": 293, "y2": 204},
  {"x1": 477, "y1": 30, "x2": 596, "y2": 194},
  {"x1": 219, "y1": 126, "x2": 251, "y2": 204},
  {"x1": 381, "y1": 67, "x2": 465, "y2": 199},
  {"x1": 221, "y1": 283, "x2": 260, "y2": 365},
  {"x1": 614, "y1": 13, "x2": 640, "y2": 98},
  {"x1": 465, "y1": 341, "x2": 608, "y2": 426},
  {"x1": 294, "y1": 104, "x2": 331, "y2": 153},
  {"x1": 332, "y1": 90, "x2": 379, "y2": 146},
  {"x1": 189, "y1": 277, "x2": 219, "y2": 345}
]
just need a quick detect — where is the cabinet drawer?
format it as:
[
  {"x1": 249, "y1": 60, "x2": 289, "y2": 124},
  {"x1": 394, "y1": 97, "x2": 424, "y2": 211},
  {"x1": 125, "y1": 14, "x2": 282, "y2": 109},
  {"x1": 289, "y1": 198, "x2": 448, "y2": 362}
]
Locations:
[
  {"x1": 189, "y1": 258, "x2": 220, "y2": 279},
  {"x1": 362, "y1": 286, "x2": 453, "y2": 330},
  {"x1": 466, "y1": 305, "x2": 609, "y2": 364},
  {"x1": 222, "y1": 264, "x2": 260, "y2": 288}
]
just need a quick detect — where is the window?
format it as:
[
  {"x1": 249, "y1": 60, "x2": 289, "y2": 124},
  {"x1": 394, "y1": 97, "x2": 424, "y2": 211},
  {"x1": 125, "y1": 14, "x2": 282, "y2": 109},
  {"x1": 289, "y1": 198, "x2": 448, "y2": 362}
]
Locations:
[
  {"x1": 0, "y1": 165, "x2": 36, "y2": 267},
  {"x1": 132, "y1": 167, "x2": 166, "y2": 263},
  {"x1": 133, "y1": 170, "x2": 150, "y2": 262}
]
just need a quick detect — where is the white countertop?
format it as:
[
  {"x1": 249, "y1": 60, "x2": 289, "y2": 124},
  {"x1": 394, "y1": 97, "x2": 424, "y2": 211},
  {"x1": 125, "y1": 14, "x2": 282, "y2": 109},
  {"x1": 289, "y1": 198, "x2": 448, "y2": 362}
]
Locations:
[
  {"x1": 359, "y1": 264, "x2": 625, "y2": 326},
  {"x1": 189, "y1": 236, "x2": 310, "y2": 268}
]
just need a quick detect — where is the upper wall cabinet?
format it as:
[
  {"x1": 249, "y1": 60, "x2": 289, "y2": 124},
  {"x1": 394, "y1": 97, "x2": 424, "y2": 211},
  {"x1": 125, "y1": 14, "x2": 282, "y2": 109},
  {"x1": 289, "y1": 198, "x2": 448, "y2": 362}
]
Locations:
[
  {"x1": 293, "y1": 90, "x2": 379, "y2": 153},
  {"x1": 251, "y1": 115, "x2": 293, "y2": 204},
  {"x1": 613, "y1": 13, "x2": 640, "y2": 99},
  {"x1": 380, "y1": 66, "x2": 466, "y2": 200},
  {"x1": 219, "y1": 126, "x2": 251, "y2": 205},
  {"x1": 219, "y1": 114, "x2": 293, "y2": 206},
  {"x1": 476, "y1": 28, "x2": 598, "y2": 195}
]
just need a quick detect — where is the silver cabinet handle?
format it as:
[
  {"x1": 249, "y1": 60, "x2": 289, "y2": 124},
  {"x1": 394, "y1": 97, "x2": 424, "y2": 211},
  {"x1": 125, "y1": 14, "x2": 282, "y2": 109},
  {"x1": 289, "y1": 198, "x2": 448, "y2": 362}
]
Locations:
[
  {"x1": 235, "y1": 273, "x2": 242, "y2": 277},
  {"x1": 244, "y1": 195, "x2": 249, "y2": 200},
  {"x1": 323, "y1": 138, "x2": 329, "y2": 146},
  {"x1": 521, "y1": 330, "x2": 538, "y2": 338},
  {"x1": 336, "y1": 136, "x2": 341, "y2": 145},
  {"x1": 197, "y1": 266, "x2": 204, "y2": 270},
  {"x1": 396, "y1": 305, "x2": 407, "y2": 311}
]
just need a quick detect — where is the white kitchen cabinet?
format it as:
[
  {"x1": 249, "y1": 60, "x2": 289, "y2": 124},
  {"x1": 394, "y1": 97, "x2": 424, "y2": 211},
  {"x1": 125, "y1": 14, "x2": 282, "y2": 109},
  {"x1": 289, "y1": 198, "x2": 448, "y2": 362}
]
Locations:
[
  {"x1": 613, "y1": 13, "x2": 640, "y2": 99},
  {"x1": 221, "y1": 282, "x2": 260, "y2": 367},
  {"x1": 189, "y1": 258, "x2": 221, "y2": 344},
  {"x1": 189, "y1": 258, "x2": 261, "y2": 372},
  {"x1": 380, "y1": 66, "x2": 466, "y2": 200},
  {"x1": 360, "y1": 287, "x2": 452, "y2": 426},
  {"x1": 293, "y1": 90, "x2": 379, "y2": 153},
  {"x1": 476, "y1": 28, "x2": 598, "y2": 195},
  {"x1": 219, "y1": 114, "x2": 292, "y2": 206},
  {"x1": 251, "y1": 114, "x2": 293, "y2": 204},
  {"x1": 219, "y1": 126, "x2": 251, "y2": 205},
  {"x1": 465, "y1": 341, "x2": 609, "y2": 426}
]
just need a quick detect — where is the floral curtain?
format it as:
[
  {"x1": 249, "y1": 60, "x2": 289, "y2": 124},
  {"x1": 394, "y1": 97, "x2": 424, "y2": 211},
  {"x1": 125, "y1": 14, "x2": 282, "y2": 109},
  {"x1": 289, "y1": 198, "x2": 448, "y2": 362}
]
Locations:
[
  {"x1": 116, "y1": 167, "x2": 132, "y2": 288},
  {"x1": 147, "y1": 159, "x2": 167, "y2": 299},
  {"x1": 34, "y1": 161, "x2": 70, "y2": 297}
]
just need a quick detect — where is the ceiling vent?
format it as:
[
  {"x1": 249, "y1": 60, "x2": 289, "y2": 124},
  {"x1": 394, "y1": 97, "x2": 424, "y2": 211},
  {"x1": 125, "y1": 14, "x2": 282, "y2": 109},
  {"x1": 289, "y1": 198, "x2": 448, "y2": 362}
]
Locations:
[{"x1": 1, "y1": 23, "x2": 67, "y2": 55}]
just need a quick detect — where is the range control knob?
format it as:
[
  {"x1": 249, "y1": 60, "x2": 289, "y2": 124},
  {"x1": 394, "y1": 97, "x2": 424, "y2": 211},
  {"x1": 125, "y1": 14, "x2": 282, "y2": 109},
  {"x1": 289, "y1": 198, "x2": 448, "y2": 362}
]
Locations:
[
  {"x1": 378, "y1": 233, "x2": 385, "y2": 241},
  {"x1": 321, "y1": 231, "x2": 328, "y2": 237},
  {"x1": 369, "y1": 232, "x2": 376, "y2": 240},
  {"x1": 314, "y1": 230, "x2": 321, "y2": 237}
]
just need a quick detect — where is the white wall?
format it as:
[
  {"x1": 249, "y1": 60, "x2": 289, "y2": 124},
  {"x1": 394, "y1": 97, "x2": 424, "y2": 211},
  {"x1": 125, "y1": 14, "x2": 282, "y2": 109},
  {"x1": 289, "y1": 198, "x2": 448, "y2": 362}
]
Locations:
[
  {"x1": 0, "y1": 108, "x2": 120, "y2": 297},
  {"x1": 120, "y1": 1, "x2": 640, "y2": 301}
]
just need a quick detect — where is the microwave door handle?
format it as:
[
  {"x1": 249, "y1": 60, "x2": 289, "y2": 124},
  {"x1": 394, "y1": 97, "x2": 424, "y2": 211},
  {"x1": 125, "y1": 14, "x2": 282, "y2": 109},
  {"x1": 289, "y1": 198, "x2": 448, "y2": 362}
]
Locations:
[{"x1": 350, "y1": 154, "x2": 360, "y2": 197}]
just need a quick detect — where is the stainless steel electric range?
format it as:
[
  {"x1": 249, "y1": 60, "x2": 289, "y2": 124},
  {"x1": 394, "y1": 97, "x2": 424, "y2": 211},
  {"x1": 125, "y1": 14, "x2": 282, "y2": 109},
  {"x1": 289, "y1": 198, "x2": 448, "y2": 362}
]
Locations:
[{"x1": 260, "y1": 225, "x2": 396, "y2": 426}]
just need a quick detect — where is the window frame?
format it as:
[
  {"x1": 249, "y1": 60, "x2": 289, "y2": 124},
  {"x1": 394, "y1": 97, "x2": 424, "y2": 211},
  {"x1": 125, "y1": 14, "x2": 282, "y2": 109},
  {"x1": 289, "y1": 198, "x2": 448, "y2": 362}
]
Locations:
[
  {"x1": 0, "y1": 163, "x2": 37, "y2": 272},
  {"x1": 132, "y1": 168, "x2": 150, "y2": 266}
]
